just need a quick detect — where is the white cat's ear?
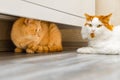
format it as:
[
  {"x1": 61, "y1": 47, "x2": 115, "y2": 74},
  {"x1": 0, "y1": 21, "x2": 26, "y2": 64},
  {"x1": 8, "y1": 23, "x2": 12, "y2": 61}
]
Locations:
[
  {"x1": 24, "y1": 18, "x2": 33, "y2": 25},
  {"x1": 84, "y1": 13, "x2": 90, "y2": 17},
  {"x1": 100, "y1": 13, "x2": 112, "y2": 22},
  {"x1": 84, "y1": 13, "x2": 93, "y2": 21},
  {"x1": 106, "y1": 13, "x2": 112, "y2": 18},
  {"x1": 104, "y1": 13, "x2": 112, "y2": 21},
  {"x1": 81, "y1": 26, "x2": 88, "y2": 39}
]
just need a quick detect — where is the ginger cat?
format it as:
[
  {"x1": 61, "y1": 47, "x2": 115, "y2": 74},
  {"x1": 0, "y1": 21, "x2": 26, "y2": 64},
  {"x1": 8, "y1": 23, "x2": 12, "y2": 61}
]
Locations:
[
  {"x1": 77, "y1": 13, "x2": 120, "y2": 54},
  {"x1": 11, "y1": 18, "x2": 63, "y2": 54}
]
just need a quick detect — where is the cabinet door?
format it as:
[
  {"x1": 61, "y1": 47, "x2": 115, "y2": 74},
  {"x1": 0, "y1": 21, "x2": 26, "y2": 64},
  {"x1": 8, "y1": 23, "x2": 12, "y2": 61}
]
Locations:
[{"x1": 0, "y1": 0, "x2": 95, "y2": 26}]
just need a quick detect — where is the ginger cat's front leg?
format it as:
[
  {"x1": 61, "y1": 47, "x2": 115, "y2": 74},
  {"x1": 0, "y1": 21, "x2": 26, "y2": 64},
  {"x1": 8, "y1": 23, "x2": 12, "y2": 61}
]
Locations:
[
  {"x1": 26, "y1": 42, "x2": 38, "y2": 54},
  {"x1": 36, "y1": 46, "x2": 49, "y2": 53},
  {"x1": 36, "y1": 45, "x2": 62, "y2": 53}
]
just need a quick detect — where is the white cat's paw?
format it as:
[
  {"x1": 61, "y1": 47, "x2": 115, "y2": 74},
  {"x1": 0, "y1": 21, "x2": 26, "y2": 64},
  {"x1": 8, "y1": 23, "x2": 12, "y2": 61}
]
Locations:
[{"x1": 77, "y1": 47, "x2": 96, "y2": 54}]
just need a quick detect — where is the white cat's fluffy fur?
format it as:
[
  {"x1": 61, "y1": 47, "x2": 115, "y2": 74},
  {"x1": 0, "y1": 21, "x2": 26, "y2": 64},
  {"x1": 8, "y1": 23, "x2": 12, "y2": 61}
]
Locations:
[{"x1": 77, "y1": 14, "x2": 120, "y2": 54}]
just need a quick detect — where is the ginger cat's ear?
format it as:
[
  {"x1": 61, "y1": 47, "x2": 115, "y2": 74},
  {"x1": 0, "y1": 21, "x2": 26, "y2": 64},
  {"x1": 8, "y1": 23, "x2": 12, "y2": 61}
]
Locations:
[
  {"x1": 84, "y1": 13, "x2": 93, "y2": 21},
  {"x1": 24, "y1": 18, "x2": 33, "y2": 25}
]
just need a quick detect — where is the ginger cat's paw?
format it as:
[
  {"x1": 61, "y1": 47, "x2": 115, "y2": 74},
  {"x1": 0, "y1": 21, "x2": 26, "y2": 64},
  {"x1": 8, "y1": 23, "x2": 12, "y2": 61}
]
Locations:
[
  {"x1": 14, "y1": 48, "x2": 23, "y2": 53},
  {"x1": 36, "y1": 46, "x2": 43, "y2": 53},
  {"x1": 26, "y1": 48, "x2": 35, "y2": 54},
  {"x1": 43, "y1": 46, "x2": 49, "y2": 53},
  {"x1": 57, "y1": 46, "x2": 63, "y2": 52},
  {"x1": 48, "y1": 45, "x2": 63, "y2": 52},
  {"x1": 36, "y1": 46, "x2": 49, "y2": 53},
  {"x1": 49, "y1": 46, "x2": 56, "y2": 52},
  {"x1": 27, "y1": 42, "x2": 38, "y2": 51}
]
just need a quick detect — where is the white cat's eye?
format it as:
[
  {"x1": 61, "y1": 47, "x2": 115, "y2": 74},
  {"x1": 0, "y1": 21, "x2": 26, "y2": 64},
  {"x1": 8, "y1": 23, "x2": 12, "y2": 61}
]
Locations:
[
  {"x1": 88, "y1": 24, "x2": 92, "y2": 27},
  {"x1": 97, "y1": 24, "x2": 102, "y2": 28}
]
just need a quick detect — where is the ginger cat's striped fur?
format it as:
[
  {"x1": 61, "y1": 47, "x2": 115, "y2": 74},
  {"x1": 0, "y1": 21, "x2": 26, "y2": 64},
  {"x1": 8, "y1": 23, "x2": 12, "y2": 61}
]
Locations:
[{"x1": 11, "y1": 18, "x2": 63, "y2": 54}]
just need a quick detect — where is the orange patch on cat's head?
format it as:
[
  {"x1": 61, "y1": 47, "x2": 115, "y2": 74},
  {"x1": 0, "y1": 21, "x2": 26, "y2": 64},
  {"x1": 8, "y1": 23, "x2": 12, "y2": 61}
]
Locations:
[
  {"x1": 98, "y1": 13, "x2": 113, "y2": 31},
  {"x1": 84, "y1": 13, "x2": 94, "y2": 21},
  {"x1": 84, "y1": 13, "x2": 113, "y2": 31}
]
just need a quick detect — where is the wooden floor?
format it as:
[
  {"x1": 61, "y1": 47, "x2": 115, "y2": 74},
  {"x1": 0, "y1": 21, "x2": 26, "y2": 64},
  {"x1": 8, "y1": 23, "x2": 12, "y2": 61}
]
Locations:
[{"x1": 0, "y1": 51, "x2": 120, "y2": 80}]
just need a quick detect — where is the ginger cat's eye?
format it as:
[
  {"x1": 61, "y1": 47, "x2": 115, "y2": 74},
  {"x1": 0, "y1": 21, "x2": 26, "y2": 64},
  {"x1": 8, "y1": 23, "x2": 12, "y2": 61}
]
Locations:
[{"x1": 97, "y1": 24, "x2": 102, "y2": 28}]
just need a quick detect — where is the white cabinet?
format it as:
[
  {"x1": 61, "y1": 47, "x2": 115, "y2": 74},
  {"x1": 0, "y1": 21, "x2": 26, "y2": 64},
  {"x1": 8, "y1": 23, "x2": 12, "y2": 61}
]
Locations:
[{"x1": 0, "y1": 0, "x2": 95, "y2": 26}]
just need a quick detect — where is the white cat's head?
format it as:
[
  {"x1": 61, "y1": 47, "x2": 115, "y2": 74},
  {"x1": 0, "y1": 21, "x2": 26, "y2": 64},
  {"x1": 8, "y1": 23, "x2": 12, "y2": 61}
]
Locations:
[{"x1": 82, "y1": 13, "x2": 113, "y2": 39}]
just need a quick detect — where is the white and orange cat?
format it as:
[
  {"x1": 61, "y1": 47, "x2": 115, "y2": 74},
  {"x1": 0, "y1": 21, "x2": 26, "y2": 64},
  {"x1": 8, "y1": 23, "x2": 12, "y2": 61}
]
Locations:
[
  {"x1": 11, "y1": 18, "x2": 63, "y2": 54},
  {"x1": 77, "y1": 13, "x2": 120, "y2": 54}
]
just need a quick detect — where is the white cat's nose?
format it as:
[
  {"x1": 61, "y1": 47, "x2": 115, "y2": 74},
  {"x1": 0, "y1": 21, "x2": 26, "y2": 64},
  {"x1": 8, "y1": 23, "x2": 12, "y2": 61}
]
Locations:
[{"x1": 92, "y1": 30, "x2": 95, "y2": 32}]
